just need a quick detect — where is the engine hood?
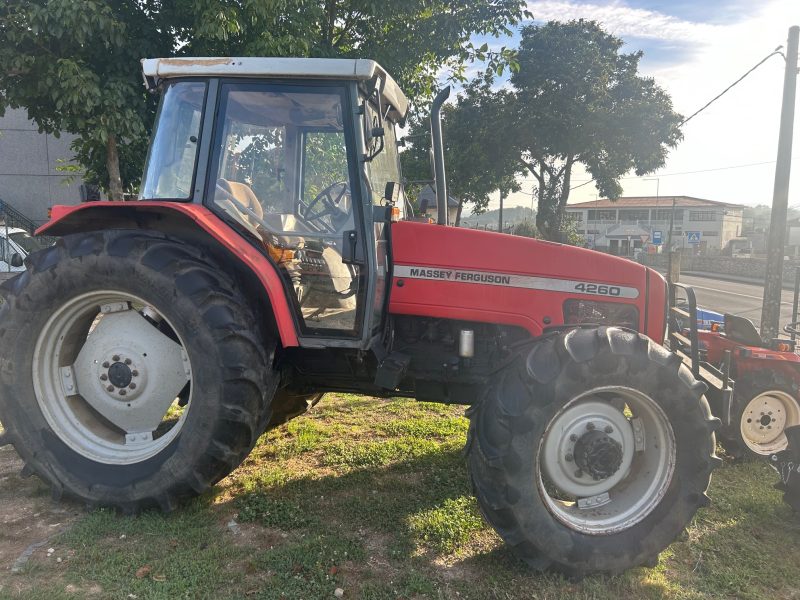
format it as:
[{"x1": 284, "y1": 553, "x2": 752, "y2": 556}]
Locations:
[{"x1": 388, "y1": 221, "x2": 666, "y2": 341}]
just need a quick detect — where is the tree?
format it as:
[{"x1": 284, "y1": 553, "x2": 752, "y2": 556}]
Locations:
[
  {"x1": 1, "y1": 1, "x2": 527, "y2": 199},
  {"x1": 401, "y1": 75, "x2": 524, "y2": 224},
  {"x1": 0, "y1": 1, "x2": 174, "y2": 199},
  {"x1": 173, "y1": 0, "x2": 528, "y2": 101},
  {"x1": 510, "y1": 20, "x2": 683, "y2": 240}
]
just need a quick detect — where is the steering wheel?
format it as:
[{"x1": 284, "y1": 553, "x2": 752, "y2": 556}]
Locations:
[
  {"x1": 783, "y1": 322, "x2": 800, "y2": 337},
  {"x1": 300, "y1": 181, "x2": 350, "y2": 233}
]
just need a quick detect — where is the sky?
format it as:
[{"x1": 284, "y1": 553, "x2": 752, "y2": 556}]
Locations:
[{"x1": 468, "y1": 0, "x2": 800, "y2": 213}]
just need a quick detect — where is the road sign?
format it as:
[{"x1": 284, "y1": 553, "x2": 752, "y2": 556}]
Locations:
[
  {"x1": 686, "y1": 231, "x2": 702, "y2": 244},
  {"x1": 653, "y1": 230, "x2": 663, "y2": 244},
  {"x1": 640, "y1": 234, "x2": 649, "y2": 243}
]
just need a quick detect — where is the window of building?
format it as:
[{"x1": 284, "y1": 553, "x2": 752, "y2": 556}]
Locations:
[
  {"x1": 588, "y1": 209, "x2": 617, "y2": 221},
  {"x1": 652, "y1": 209, "x2": 684, "y2": 221},
  {"x1": 702, "y1": 231, "x2": 719, "y2": 237},
  {"x1": 689, "y1": 210, "x2": 717, "y2": 222},
  {"x1": 618, "y1": 209, "x2": 649, "y2": 221},
  {"x1": 565, "y1": 211, "x2": 583, "y2": 222}
]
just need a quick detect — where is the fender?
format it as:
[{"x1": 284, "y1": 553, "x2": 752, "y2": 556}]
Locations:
[{"x1": 37, "y1": 202, "x2": 299, "y2": 347}]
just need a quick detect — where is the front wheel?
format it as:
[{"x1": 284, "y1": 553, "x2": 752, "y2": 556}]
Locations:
[
  {"x1": 466, "y1": 327, "x2": 720, "y2": 576},
  {"x1": 720, "y1": 373, "x2": 800, "y2": 459},
  {"x1": 0, "y1": 231, "x2": 277, "y2": 511}
]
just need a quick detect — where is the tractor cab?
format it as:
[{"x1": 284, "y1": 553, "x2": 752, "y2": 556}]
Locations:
[{"x1": 139, "y1": 58, "x2": 408, "y2": 343}]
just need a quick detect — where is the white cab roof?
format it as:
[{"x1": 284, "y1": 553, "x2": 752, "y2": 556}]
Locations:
[{"x1": 141, "y1": 57, "x2": 408, "y2": 121}]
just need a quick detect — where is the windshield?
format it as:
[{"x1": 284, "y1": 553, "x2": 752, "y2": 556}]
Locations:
[
  {"x1": 140, "y1": 81, "x2": 206, "y2": 199},
  {"x1": 8, "y1": 230, "x2": 45, "y2": 254}
]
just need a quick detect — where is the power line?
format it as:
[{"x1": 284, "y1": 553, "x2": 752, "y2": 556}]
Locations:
[
  {"x1": 552, "y1": 157, "x2": 799, "y2": 193},
  {"x1": 680, "y1": 46, "x2": 785, "y2": 126},
  {"x1": 563, "y1": 46, "x2": 786, "y2": 193}
]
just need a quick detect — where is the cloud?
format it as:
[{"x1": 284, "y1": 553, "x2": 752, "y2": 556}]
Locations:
[{"x1": 526, "y1": 1, "x2": 724, "y2": 44}]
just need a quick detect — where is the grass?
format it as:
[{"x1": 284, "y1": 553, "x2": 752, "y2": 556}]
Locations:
[{"x1": 3, "y1": 392, "x2": 800, "y2": 599}]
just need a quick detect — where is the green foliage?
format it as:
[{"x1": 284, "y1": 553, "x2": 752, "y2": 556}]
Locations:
[
  {"x1": 0, "y1": 1, "x2": 175, "y2": 197},
  {"x1": 510, "y1": 20, "x2": 683, "y2": 239},
  {"x1": 402, "y1": 75, "x2": 524, "y2": 222},
  {"x1": 1, "y1": 1, "x2": 528, "y2": 199},
  {"x1": 512, "y1": 218, "x2": 538, "y2": 238}
]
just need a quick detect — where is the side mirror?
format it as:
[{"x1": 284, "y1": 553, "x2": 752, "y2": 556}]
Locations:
[{"x1": 10, "y1": 253, "x2": 23, "y2": 268}]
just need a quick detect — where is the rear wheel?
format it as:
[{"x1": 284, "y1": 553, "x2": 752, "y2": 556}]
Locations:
[
  {"x1": 721, "y1": 373, "x2": 800, "y2": 459},
  {"x1": 0, "y1": 231, "x2": 277, "y2": 511},
  {"x1": 466, "y1": 327, "x2": 720, "y2": 576}
]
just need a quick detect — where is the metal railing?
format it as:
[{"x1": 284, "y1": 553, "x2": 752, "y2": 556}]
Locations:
[
  {"x1": 0, "y1": 198, "x2": 56, "y2": 246},
  {"x1": 668, "y1": 282, "x2": 734, "y2": 425}
]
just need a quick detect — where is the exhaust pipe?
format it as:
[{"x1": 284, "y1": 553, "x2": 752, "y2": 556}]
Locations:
[{"x1": 430, "y1": 86, "x2": 451, "y2": 226}]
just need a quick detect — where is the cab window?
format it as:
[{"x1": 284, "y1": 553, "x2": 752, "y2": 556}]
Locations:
[{"x1": 208, "y1": 83, "x2": 362, "y2": 335}]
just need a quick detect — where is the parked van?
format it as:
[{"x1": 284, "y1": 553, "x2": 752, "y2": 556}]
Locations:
[{"x1": 0, "y1": 227, "x2": 46, "y2": 272}]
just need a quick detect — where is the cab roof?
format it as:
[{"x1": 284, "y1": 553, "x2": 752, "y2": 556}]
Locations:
[{"x1": 141, "y1": 57, "x2": 409, "y2": 123}]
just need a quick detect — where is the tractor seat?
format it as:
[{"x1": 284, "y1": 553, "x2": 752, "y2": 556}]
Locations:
[
  {"x1": 723, "y1": 314, "x2": 765, "y2": 347},
  {"x1": 216, "y1": 178, "x2": 265, "y2": 226}
]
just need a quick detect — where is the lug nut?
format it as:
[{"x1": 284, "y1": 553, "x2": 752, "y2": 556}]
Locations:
[
  {"x1": 129, "y1": 383, "x2": 137, "y2": 390},
  {"x1": 569, "y1": 434, "x2": 578, "y2": 442},
  {"x1": 565, "y1": 453, "x2": 574, "y2": 462},
  {"x1": 102, "y1": 361, "x2": 110, "y2": 368},
  {"x1": 574, "y1": 469, "x2": 584, "y2": 478},
  {"x1": 107, "y1": 385, "x2": 114, "y2": 392},
  {"x1": 605, "y1": 425, "x2": 613, "y2": 434},
  {"x1": 100, "y1": 374, "x2": 108, "y2": 381},
  {"x1": 586, "y1": 422, "x2": 595, "y2": 431},
  {"x1": 119, "y1": 389, "x2": 127, "y2": 396},
  {"x1": 132, "y1": 370, "x2": 139, "y2": 377},
  {"x1": 125, "y1": 358, "x2": 132, "y2": 365},
  {"x1": 112, "y1": 355, "x2": 120, "y2": 362}
]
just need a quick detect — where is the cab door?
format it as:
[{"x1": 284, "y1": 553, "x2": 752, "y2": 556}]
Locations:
[{"x1": 360, "y1": 91, "x2": 405, "y2": 338}]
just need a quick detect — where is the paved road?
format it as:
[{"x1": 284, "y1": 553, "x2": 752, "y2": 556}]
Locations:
[{"x1": 678, "y1": 273, "x2": 797, "y2": 329}]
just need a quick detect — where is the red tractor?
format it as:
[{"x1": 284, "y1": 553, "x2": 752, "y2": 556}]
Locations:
[
  {"x1": 0, "y1": 58, "x2": 723, "y2": 576},
  {"x1": 695, "y1": 315, "x2": 800, "y2": 459}
]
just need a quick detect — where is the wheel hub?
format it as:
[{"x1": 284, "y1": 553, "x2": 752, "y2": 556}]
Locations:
[
  {"x1": 574, "y1": 430, "x2": 624, "y2": 480},
  {"x1": 541, "y1": 400, "x2": 636, "y2": 498},
  {"x1": 107, "y1": 361, "x2": 133, "y2": 389}
]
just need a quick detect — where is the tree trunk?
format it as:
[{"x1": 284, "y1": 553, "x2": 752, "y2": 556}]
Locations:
[
  {"x1": 106, "y1": 133, "x2": 124, "y2": 201},
  {"x1": 455, "y1": 199, "x2": 464, "y2": 227}
]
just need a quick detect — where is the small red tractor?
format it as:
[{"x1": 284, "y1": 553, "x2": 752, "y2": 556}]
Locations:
[
  {"x1": 694, "y1": 315, "x2": 800, "y2": 459},
  {"x1": 0, "y1": 57, "x2": 724, "y2": 576}
]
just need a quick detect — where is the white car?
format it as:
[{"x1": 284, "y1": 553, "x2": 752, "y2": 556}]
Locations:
[{"x1": 0, "y1": 227, "x2": 44, "y2": 272}]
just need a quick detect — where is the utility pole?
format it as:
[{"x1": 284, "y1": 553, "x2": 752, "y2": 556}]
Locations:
[
  {"x1": 498, "y1": 189, "x2": 505, "y2": 233},
  {"x1": 761, "y1": 25, "x2": 798, "y2": 339}
]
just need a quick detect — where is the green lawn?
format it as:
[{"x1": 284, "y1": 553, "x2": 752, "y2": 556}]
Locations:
[{"x1": 2, "y1": 393, "x2": 800, "y2": 599}]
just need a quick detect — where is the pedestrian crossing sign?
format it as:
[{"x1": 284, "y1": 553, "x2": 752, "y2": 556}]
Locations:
[{"x1": 686, "y1": 231, "x2": 701, "y2": 244}]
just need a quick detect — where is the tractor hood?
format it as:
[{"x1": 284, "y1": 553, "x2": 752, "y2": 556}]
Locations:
[{"x1": 388, "y1": 221, "x2": 666, "y2": 342}]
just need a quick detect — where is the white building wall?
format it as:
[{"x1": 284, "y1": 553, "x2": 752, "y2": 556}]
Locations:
[{"x1": 0, "y1": 108, "x2": 84, "y2": 225}]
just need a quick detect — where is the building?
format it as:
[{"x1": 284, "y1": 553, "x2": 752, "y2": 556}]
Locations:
[
  {"x1": 565, "y1": 196, "x2": 744, "y2": 255},
  {"x1": 0, "y1": 108, "x2": 86, "y2": 226},
  {"x1": 417, "y1": 184, "x2": 459, "y2": 224}
]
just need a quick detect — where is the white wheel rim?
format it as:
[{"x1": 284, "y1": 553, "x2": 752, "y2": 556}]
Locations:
[
  {"x1": 537, "y1": 386, "x2": 676, "y2": 535},
  {"x1": 32, "y1": 291, "x2": 192, "y2": 465},
  {"x1": 740, "y1": 390, "x2": 800, "y2": 455}
]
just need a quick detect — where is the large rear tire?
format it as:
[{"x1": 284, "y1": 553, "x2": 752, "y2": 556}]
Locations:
[
  {"x1": 466, "y1": 327, "x2": 720, "y2": 576},
  {"x1": 0, "y1": 231, "x2": 277, "y2": 512},
  {"x1": 719, "y1": 373, "x2": 800, "y2": 460}
]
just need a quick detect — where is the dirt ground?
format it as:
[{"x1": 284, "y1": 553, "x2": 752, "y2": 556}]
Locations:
[{"x1": 0, "y1": 445, "x2": 81, "y2": 596}]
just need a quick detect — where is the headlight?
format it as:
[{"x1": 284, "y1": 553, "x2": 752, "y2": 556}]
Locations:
[{"x1": 563, "y1": 299, "x2": 639, "y2": 330}]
